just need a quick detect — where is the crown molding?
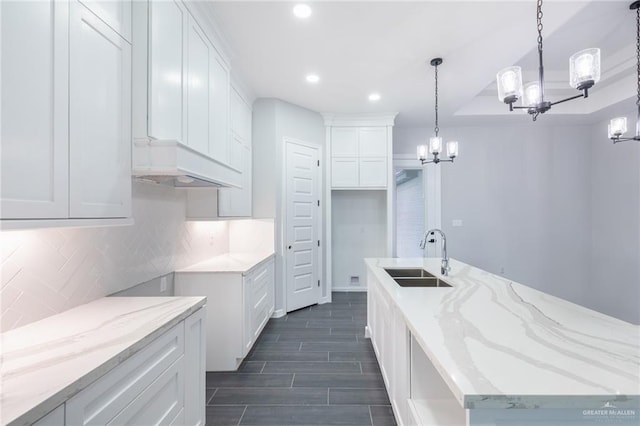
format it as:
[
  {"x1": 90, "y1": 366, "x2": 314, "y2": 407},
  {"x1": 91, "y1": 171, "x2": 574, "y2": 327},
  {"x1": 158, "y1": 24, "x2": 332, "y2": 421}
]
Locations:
[{"x1": 321, "y1": 113, "x2": 398, "y2": 127}]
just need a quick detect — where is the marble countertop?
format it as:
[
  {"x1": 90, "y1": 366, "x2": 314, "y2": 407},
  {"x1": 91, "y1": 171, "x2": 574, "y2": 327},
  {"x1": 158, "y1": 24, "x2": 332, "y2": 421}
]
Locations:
[
  {"x1": 175, "y1": 251, "x2": 274, "y2": 274},
  {"x1": 365, "y1": 257, "x2": 640, "y2": 409},
  {"x1": 0, "y1": 296, "x2": 206, "y2": 426}
]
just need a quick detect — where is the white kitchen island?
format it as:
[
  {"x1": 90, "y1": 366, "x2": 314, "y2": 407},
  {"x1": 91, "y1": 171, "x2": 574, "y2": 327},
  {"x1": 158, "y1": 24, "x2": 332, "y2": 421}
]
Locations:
[
  {"x1": 365, "y1": 257, "x2": 640, "y2": 426},
  {"x1": 0, "y1": 296, "x2": 206, "y2": 426}
]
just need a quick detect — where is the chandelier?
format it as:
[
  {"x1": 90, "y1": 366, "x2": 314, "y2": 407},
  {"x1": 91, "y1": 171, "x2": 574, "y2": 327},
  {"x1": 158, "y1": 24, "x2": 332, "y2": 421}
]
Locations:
[
  {"x1": 417, "y1": 58, "x2": 458, "y2": 165},
  {"x1": 496, "y1": 0, "x2": 601, "y2": 121},
  {"x1": 608, "y1": 1, "x2": 640, "y2": 143}
]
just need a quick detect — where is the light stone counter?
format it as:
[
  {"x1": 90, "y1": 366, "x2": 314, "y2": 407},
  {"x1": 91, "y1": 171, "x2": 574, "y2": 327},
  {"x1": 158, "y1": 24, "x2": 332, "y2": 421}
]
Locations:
[
  {"x1": 366, "y1": 257, "x2": 640, "y2": 410},
  {"x1": 0, "y1": 296, "x2": 206, "y2": 426},
  {"x1": 176, "y1": 251, "x2": 274, "y2": 274}
]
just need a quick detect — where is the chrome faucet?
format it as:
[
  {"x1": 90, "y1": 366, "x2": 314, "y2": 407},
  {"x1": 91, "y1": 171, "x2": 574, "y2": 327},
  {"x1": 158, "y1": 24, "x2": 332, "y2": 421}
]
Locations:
[{"x1": 419, "y1": 228, "x2": 450, "y2": 276}]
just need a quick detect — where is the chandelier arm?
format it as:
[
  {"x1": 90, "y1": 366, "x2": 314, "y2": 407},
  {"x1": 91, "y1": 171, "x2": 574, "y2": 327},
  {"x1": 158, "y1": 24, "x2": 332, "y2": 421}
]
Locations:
[{"x1": 549, "y1": 92, "x2": 586, "y2": 107}]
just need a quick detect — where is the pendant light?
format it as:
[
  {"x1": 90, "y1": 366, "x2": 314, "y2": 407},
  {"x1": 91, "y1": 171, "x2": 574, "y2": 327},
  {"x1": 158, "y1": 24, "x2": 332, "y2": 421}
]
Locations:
[
  {"x1": 496, "y1": 0, "x2": 601, "y2": 121},
  {"x1": 608, "y1": 1, "x2": 640, "y2": 144},
  {"x1": 417, "y1": 58, "x2": 459, "y2": 165}
]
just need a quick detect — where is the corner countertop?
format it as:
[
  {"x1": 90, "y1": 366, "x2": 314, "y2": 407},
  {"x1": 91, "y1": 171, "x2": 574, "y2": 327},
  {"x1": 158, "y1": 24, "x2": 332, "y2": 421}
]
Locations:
[
  {"x1": 175, "y1": 251, "x2": 275, "y2": 274},
  {"x1": 0, "y1": 296, "x2": 206, "y2": 426},
  {"x1": 365, "y1": 258, "x2": 640, "y2": 409}
]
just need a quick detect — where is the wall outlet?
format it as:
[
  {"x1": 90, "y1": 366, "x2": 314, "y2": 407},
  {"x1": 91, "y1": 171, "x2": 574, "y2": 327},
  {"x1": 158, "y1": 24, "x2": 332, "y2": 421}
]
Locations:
[
  {"x1": 160, "y1": 276, "x2": 168, "y2": 292},
  {"x1": 500, "y1": 267, "x2": 505, "y2": 275},
  {"x1": 452, "y1": 219, "x2": 463, "y2": 227},
  {"x1": 350, "y1": 276, "x2": 360, "y2": 286}
]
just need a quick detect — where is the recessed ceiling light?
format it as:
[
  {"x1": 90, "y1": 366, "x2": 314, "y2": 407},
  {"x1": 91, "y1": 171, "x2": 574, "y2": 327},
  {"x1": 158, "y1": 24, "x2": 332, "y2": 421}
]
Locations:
[
  {"x1": 369, "y1": 93, "x2": 381, "y2": 102},
  {"x1": 306, "y1": 74, "x2": 320, "y2": 84},
  {"x1": 293, "y1": 4, "x2": 312, "y2": 19}
]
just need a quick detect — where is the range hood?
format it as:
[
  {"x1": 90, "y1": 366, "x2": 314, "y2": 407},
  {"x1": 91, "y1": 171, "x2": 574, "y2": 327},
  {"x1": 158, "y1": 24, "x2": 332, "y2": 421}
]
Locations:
[{"x1": 132, "y1": 139, "x2": 241, "y2": 189}]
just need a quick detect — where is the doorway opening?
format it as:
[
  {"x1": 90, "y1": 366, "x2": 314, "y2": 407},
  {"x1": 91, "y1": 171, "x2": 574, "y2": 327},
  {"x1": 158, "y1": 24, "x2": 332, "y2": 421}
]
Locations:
[{"x1": 395, "y1": 168, "x2": 425, "y2": 257}]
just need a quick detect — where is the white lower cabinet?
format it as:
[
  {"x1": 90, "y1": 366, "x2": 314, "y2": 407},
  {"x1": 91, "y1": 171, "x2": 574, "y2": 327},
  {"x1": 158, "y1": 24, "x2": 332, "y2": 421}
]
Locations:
[
  {"x1": 175, "y1": 257, "x2": 275, "y2": 371},
  {"x1": 368, "y1": 275, "x2": 467, "y2": 426},
  {"x1": 48, "y1": 307, "x2": 206, "y2": 426}
]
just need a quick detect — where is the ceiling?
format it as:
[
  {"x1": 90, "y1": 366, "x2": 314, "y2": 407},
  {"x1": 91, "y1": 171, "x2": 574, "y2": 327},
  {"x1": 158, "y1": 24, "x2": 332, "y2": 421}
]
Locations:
[{"x1": 203, "y1": 1, "x2": 635, "y2": 127}]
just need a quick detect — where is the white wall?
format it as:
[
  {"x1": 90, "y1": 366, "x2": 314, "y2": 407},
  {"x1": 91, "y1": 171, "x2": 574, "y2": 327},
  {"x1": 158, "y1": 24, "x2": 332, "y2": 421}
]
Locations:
[
  {"x1": 331, "y1": 190, "x2": 387, "y2": 290},
  {"x1": 252, "y1": 98, "x2": 326, "y2": 313},
  {"x1": 0, "y1": 182, "x2": 229, "y2": 332},
  {"x1": 394, "y1": 120, "x2": 640, "y2": 324}
]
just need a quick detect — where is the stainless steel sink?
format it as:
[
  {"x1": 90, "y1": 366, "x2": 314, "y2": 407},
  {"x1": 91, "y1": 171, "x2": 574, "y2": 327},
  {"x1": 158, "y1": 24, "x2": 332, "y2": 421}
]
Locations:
[
  {"x1": 383, "y1": 268, "x2": 452, "y2": 288},
  {"x1": 384, "y1": 268, "x2": 436, "y2": 278},
  {"x1": 393, "y1": 278, "x2": 452, "y2": 288}
]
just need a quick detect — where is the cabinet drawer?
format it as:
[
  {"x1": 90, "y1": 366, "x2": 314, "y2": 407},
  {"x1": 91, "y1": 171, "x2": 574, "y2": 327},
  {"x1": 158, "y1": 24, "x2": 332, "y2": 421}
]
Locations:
[
  {"x1": 108, "y1": 357, "x2": 184, "y2": 425},
  {"x1": 251, "y1": 264, "x2": 270, "y2": 304},
  {"x1": 66, "y1": 323, "x2": 184, "y2": 425}
]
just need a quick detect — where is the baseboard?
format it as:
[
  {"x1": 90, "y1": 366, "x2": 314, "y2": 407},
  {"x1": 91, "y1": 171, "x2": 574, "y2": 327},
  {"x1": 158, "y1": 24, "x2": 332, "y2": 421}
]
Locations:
[
  {"x1": 319, "y1": 295, "x2": 332, "y2": 305},
  {"x1": 271, "y1": 309, "x2": 286, "y2": 318},
  {"x1": 332, "y1": 286, "x2": 367, "y2": 292}
]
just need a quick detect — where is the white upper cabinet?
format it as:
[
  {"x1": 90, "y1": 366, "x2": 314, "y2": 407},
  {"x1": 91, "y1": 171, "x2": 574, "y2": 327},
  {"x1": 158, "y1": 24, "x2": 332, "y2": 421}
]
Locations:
[
  {"x1": 1, "y1": 0, "x2": 132, "y2": 225},
  {"x1": 69, "y1": 1, "x2": 131, "y2": 218},
  {"x1": 186, "y1": 18, "x2": 211, "y2": 155},
  {"x1": 132, "y1": 1, "x2": 241, "y2": 188},
  {"x1": 218, "y1": 85, "x2": 252, "y2": 217},
  {"x1": 148, "y1": 0, "x2": 186, "y2": 142},
  {"x1": 330, "y1": 126, "x2": 390, "y2": 189},
  {"x1": 209, "y1": 51, "x2": 230, "y2": 163},
  {"x1": 1, "y1": 0, "x2": 69, "y2": 219}
]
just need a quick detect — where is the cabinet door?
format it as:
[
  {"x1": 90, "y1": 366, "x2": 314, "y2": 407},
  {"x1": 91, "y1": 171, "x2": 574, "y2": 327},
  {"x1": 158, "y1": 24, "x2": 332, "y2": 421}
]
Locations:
[
  {"x1": 148, "y1": 0, "x2": 186, "y2": 142},
  {"x1": 184, "y1": 308, "x2": 206, "y2": 426},
  {"x1": 359, "y1": 158, "x2": 387, "y2": 188},
  {"x1": 78, "y1": 0, "x2": 131, "y2": 41},
  {"x1": 69, "y1": 1, "x2": 131, "y2": 218},
  {"x1": 186, "y1": 18, "x2": 210, "y2": 155},
  {"x1": 358, "y1": 127, "x2": 387, "y2": 157},
  {"x1": 331, "y1": 158, "x2": 358, "y2": 188},
  {"x1": 1, "y1": 0, "x2": 69, "y2": 219},
  {"x1": 230, "y1": 87, "x2": 251, "y2": 147},
  {"x1": 209, "y1": 50, "x2": 230, "y2": 163},
  {"x1": 218, "y1": 143, "x2": 252, "y2": 217},
  {"x1": 331, "y1": 127, "x2": 358, "y2": 157}
]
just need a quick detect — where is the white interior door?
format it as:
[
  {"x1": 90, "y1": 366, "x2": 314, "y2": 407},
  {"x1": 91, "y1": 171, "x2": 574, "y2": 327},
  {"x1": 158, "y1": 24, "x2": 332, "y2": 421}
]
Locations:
[{"x1": 285, "y1": 141, "x2": 320, "y2": 312}]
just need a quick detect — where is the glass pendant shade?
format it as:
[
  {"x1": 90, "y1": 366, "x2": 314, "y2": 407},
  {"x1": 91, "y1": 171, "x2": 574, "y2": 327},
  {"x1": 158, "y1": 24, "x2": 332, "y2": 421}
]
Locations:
[
  {"x1": 523, "y1": 82, "x2": 541, "y2": 108},
  {"x1": 496, "y1": 66, "x2": 523, "y2": 103},
  {"x1": 429, "y1": 136, "x2": 442, "y2": 154},
  {"x1": 446, "y1": 141, "x2": 459, "y2": 159},
  {"x1": 569, "y1": 48, "x2": 601, "y2": 90},
  {"x1": 608, "y1": 117, "x2": 627, "y2": 138},
  {"x1": 417, "y1": 144, "x2": 428, "y2": 160}
]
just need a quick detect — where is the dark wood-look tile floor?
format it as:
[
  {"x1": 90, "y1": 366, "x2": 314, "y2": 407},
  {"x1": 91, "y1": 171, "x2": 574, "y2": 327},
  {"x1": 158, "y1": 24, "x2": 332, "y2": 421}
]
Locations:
[{"x1": 205, "y1": 292, "x2": 397, "y2": 426}]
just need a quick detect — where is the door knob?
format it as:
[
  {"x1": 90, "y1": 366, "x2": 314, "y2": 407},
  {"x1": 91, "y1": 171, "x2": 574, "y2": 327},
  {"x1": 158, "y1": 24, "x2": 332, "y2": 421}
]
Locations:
[{"x1": 288, "y1": 245, "x2": 292, "y2": 250}]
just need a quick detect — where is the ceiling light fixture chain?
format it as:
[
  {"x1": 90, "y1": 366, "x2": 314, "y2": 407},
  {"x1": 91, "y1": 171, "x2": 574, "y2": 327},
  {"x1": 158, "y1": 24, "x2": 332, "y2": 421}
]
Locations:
[
  {"x1": 636, "y1": 7, "x2": 640, "y2": 107},
  {"x1": 417, "y1": 58, "x2": 458, "y2": 165},
  {"x1": 434, "y1": 60, "x2": 439, "y2": 137},
  {"x1": 608, "y1": 1, "x2": 640, "y2": 143},
  {"x1": 496, "y1": 0, "x2": 600, "y2": 120},
  {"x1": 537, "y1": 0, "x2": 544, "y2": 53}
]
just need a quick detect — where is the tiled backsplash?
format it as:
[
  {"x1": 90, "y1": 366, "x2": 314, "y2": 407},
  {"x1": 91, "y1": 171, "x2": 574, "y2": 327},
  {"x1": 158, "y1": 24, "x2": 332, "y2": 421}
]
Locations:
[{"x1": 0, "y1": 183, "x2": 230, "y2": 332}]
